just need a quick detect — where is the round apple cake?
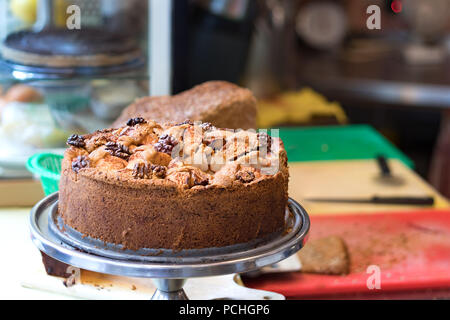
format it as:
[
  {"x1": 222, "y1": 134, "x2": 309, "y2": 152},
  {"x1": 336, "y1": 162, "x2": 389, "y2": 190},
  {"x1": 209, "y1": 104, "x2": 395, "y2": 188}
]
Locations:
[{"x1": 59, "y1": 118, "x2": 289, "y2": 250}]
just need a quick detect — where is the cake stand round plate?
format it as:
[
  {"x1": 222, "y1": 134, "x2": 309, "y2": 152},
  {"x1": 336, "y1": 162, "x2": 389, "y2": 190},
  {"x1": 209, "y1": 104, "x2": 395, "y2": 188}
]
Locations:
[{"x1": 30, "y1": 192, "x2": 310, "y2": 300}]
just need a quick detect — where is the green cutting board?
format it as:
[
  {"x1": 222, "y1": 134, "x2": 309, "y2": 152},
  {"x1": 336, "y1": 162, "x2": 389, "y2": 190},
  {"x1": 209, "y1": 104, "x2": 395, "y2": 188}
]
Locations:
[{"x1": 279, "y1": 125, "x2": 413, "y2": 168}]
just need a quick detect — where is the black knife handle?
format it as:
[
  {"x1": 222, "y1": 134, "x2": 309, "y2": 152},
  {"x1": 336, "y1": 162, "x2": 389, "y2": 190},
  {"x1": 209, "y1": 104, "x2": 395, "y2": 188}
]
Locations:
[
  {"x1": 371, "y1": 196, "x2": 435, "y2": 206},
  {"x1": 376, "y1": 155, "x2": 391, "y2": 177}
]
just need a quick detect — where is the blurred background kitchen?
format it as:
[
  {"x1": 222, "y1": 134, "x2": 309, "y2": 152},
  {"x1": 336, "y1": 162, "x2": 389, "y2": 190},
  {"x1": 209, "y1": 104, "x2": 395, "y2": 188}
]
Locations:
[
  {"x1": 3, "y1": 0, "x2": 450, "y2": 300},
  {"x1": 0, "y1": 0, "x2": 450, "y2": 204}
]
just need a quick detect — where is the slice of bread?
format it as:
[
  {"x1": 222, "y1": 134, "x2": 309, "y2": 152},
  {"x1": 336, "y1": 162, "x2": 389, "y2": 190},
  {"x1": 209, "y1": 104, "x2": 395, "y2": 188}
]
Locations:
[
  {"x1": 298, "y1": 236, "x2": 350, "y2": 275},
  {"x1": 113, "y1": 81, "x2": 257, "y2": 129}
]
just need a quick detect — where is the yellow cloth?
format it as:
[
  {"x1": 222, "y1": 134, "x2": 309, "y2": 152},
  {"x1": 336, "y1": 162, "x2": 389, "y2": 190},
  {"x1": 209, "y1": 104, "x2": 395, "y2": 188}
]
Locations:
[{"x1": 257, "y1": 88, "x2": 348, "y2": 128}]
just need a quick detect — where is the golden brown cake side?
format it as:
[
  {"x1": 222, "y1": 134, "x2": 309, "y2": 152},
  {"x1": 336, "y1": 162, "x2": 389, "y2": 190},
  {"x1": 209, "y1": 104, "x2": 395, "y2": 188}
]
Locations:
[
  {"x1": 59, "y1": 165, "x2": 288, "y2": 250},
  {"x1": 112, "y1": 81, "x2": 258, "y2": 129},
  {"x1": 59, "y1": 119, "x2": 288, "y2": 250}
]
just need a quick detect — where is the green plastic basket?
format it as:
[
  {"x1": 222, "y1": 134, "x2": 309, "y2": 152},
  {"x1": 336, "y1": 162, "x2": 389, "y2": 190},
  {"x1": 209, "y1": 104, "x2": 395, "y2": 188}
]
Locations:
[{"x1": 26, "y1": 153, "x2": 64, "y2": 196}]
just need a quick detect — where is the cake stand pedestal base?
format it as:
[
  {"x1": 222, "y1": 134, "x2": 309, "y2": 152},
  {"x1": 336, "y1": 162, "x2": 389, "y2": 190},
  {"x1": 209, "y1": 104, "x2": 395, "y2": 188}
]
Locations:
[{"x1": 151, "y1": 279, "x2": 188, "y2": 300}]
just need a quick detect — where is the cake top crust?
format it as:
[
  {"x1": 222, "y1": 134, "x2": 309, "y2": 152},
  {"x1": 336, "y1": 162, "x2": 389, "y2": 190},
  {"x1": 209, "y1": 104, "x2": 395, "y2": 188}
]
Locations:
[{"x1": 64, "y1": 119, "x2": 287, "y2": 190}]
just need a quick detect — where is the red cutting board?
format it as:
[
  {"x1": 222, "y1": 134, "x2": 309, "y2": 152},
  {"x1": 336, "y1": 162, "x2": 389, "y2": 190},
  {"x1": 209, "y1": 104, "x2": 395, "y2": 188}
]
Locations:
[{"x1": 244, "y1": 210, "x2": 450, "y2": 298}]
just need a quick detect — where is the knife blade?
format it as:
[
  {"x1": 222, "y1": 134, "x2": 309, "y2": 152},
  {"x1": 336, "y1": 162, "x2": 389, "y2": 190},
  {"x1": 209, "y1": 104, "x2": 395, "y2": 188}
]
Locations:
[{"x1": 305, "y1": 196, "x2": 435, "y2": 206}]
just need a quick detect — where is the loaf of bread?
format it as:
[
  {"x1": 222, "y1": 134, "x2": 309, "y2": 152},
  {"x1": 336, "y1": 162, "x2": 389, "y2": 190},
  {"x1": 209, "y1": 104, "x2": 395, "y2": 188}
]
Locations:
[{"x1": 113, "y1": 81, "x2": 257, "y2": 130}]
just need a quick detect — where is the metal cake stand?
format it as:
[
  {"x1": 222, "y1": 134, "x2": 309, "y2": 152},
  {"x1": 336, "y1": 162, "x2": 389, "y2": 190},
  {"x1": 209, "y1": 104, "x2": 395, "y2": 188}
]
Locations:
[{"x1": 29, "y1": 193, "x2": 310, "y2": 300}]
